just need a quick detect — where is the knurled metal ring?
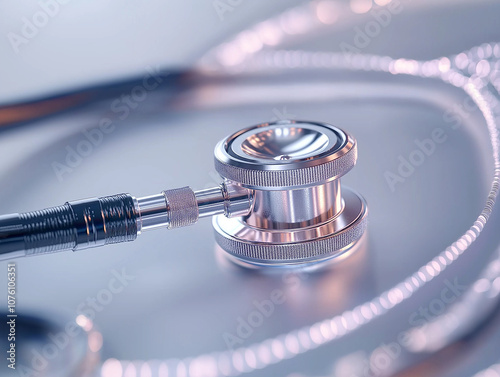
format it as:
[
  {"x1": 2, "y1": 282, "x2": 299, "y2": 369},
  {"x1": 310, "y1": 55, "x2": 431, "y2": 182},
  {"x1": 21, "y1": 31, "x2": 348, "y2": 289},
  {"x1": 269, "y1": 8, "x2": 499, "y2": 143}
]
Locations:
[
  {"x1": 213, "y1": 188, "x2": 368, "y2": 265},
  {"x1": 214, "y1": 120, "x2": 357, "y2": 189}
]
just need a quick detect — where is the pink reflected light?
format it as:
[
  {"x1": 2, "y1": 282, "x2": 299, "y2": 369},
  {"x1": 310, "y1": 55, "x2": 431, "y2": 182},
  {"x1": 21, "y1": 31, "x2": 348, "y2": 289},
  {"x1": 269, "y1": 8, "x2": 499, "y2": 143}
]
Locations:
[
  {"x1": 101, "y1": 359, "x2": 123, "y2": 377},
  {"x1": 315, "y1": 1, "x2": 339, "y2": 25}
]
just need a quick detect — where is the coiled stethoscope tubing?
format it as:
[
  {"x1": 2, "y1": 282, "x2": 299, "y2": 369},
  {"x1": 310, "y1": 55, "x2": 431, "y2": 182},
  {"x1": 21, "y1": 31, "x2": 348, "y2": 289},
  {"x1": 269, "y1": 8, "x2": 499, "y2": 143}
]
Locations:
[{"x1": 101, "y1": 43, "x2": 500, "y2": 376}]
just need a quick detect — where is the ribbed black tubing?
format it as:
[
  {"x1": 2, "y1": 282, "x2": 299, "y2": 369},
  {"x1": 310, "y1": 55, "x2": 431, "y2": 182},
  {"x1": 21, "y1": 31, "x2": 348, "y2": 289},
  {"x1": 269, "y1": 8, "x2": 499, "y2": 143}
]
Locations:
[
  {"x1": 0, "y1": 194, "x2": 138, "y2": 259},
  {"x1": 20, "y1": 204, "x2": 76, "y2": 254},
  {"x1": 99, "y1": 194, "x2": 138, "y2": 245}
]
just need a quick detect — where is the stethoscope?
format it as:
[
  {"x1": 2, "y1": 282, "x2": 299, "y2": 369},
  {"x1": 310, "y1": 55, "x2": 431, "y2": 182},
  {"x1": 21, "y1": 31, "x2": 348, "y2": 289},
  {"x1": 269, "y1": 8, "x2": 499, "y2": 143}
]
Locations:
[
  {"x1": 4, "y1": 42, "x2": 500, "y2": 377},
  {"x1": 0, "y1": 119, "x2": 367, "y2": 268},
  {"x1": 2, "y1": 1, "x2": 500, "y2": 373}
]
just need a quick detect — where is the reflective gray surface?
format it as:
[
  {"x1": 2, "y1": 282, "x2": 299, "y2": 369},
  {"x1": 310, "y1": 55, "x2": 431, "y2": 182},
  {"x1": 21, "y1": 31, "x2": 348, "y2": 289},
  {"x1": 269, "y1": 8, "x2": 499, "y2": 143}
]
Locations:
[
  {"x1": 0, "y1": 69, "x2": 499, "y2": 376},
  {"x1": 211, "y1": 119, "x2": 366, "y2": 265},
  {"x1": 239, "y1": 124, "x2": 332, "y2": 161},
  {"x1": 1, "y1": 1, "x2": 500, "y2": 377},
  {"x1": 242, "y1": 180, "x2": 342, "y2": 229}
]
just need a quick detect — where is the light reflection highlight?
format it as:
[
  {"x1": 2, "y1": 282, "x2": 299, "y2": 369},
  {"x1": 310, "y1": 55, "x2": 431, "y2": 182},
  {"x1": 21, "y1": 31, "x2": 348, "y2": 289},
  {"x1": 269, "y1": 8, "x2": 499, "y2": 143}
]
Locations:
[{"x1": 100, "y1": 30, "x2": 500, "y2": 377}]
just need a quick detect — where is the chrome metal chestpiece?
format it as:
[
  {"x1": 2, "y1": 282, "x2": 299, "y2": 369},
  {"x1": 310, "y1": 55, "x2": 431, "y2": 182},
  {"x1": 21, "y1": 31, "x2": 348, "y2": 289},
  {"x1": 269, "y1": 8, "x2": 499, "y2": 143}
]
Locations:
[
  {"x1": 212, "y1": 120, "x2": 368, "y2": 266},
  {"x1": 0, "y1": 120, "x2": 367, "y2": 267}
]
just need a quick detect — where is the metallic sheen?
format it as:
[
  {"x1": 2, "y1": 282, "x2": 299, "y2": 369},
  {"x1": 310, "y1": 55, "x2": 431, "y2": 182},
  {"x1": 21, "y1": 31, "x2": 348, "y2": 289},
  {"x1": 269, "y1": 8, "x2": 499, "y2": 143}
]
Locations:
[
  {"x1": 0, "y1": 194, "x2": 138, "y2": 259},
  {"x1": 213, "y1": 188, "x2": 367, "y2": 265},
  {"x1": 163, "y1": 187, "x2": 199, "y2": 229},
  {"x1": 212, "y1": 120, "x2": 367, "y2": 266},
  {"x1": 214, "y1": 120, "x2": 357, "y2": 190},
  {"x1": 0, "y1": 120, "x2": 366, "y2": 267}
]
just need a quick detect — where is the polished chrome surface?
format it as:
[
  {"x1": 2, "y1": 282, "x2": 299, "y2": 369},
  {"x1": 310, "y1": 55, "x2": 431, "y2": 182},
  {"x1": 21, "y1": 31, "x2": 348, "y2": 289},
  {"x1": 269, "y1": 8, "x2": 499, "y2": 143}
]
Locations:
[
  {"x1": 244, "y1": 180, "x2": 342, "y2": 230},
  {"x1": 137, "y1": 188, "x2": 200, "y2": 231},
  {"x1": 135, "y1": 193, "x2": 168, "y2": 232},
  {"x1": 214, "y1": 187, "x2": 367, "y2": 265},
  {"x1": 195, "y1": 186, "x2": 226, "y2": 218},
  {"x1": 195, "y1": 182, "x2": 253, "y2": 219},
  {"x1": 214, "y1": 120, "x2": 357, "y2": 190},
  {"x1": 135, "y1": 183, "x2": 252, "y2": 232},
  {"x1": 221, "y1": 182, "x2": 254, "y2": 218},
  {"x1": 0, "y1": 117, "x2": 360, "y2": 263},
  {"x1": 240, "y1": 124, "x2": 331, "y2": 161},
  {"x1": 213, "y1": 120, "x2": 367, "y2": 265}
]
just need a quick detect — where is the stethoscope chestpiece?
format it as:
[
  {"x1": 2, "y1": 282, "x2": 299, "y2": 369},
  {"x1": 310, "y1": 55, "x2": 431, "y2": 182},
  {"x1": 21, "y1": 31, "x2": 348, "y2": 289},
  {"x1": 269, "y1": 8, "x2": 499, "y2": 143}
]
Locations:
[{"x1": 212, "y1": 120, "x2": 368, "y2": 267}]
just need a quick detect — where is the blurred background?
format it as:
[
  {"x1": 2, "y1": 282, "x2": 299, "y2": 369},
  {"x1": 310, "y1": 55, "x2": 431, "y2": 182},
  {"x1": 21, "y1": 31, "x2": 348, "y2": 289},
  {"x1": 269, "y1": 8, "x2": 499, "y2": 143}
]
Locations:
[{"x1": 1, "y1": 1, "x2": 500, "y2": 376}]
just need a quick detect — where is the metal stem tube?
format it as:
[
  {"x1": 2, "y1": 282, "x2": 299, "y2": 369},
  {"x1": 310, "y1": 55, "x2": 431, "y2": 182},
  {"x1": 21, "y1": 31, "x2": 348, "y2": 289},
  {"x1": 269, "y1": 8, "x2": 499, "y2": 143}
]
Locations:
[
  {"x1": 134, "y1": 194, "x2": 169, "y2": 232},
  {"x1": 0, "y1": 183, "x2": 252, "y2": 260},
  {"x1": 243, "y1": 180, "x2": 342, "y2": 230},
  {"x1": 135, "y1": 182, "x2": 252, "y2": 232},
  {"x1": 195, "y1": 187, "x2": 226, "y2": 218}
]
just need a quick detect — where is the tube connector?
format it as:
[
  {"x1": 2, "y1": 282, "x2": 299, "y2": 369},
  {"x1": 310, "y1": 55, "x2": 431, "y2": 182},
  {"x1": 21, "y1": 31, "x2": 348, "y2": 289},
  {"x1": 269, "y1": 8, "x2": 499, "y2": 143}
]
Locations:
[
  {"x1": 0, "y1": 183, "x2": 252, "y2": 260},
  {"x1": 134, "y1": 182, "x2": 252, "y2": 233},
  {"x1": 0, "y1": 194, "x2": 138, "y2": 259}
]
